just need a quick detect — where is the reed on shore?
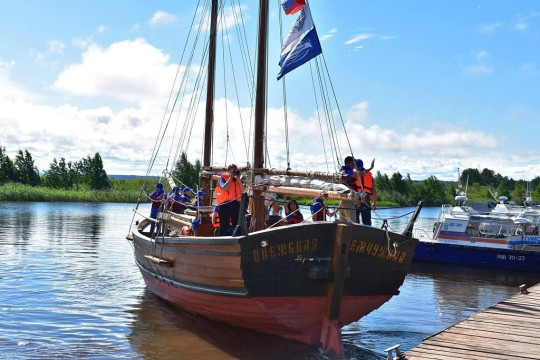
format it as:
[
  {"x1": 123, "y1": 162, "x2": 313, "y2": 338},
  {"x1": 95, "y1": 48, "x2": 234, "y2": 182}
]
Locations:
[{"x1": 0, "y1": 182, "x2": 140, "y2": 203}]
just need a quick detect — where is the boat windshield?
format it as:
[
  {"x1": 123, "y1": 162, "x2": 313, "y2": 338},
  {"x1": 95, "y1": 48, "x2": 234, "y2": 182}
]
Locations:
[{"x1": 478, "y1": 221, "x2": 521, "y2": 238}]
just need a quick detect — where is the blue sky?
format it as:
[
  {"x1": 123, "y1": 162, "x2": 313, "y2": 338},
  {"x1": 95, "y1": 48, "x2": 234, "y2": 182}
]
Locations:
[{"x1": 1, "y1": 1, "x2": 539, "y2": 181}]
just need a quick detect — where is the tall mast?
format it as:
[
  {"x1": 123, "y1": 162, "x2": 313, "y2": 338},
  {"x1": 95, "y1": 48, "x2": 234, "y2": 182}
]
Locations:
[
  {"x1": 252, "y1": 0, "x2": 269, "y2": 231},
  {"x1": 202, "y1": 0, "x2": 219, "y2": 204}
]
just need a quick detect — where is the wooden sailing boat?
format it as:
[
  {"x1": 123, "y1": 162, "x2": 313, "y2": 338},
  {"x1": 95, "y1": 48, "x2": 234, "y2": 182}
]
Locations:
[{"x1": 128, "y1": 0, "x2": 421, "y2": 355}]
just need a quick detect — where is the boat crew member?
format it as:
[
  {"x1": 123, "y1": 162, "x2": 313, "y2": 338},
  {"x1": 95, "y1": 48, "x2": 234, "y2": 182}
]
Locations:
[
  {"x1": 310, "y1": 197, "x2": 337, "y2": 221},
  {"x1": 285, "y1": 199, "x2": 304, "y2": 224},
  {"x1": 340, "y1": 156, "x2": 374, "y2": 222},
  {"x1": 193, "y1": 190, "x2": 206, "y2": 207},
  {"x1": 339, "y1": 156, "x2": 361, "y2": 222},
  {"x1": 145, "y1": 182, "x2": 165, "y2": 237},
  {"x1": 181, "y1": 187, "x2": 192, "y2": 203},
  {"x1": 215, "y1": 164, "x2": 245, "y2": 236},
  {"x1": 355, "y1": 159, "x2": 377, "y2": 226},
  {"x1": 169, "y1": 186, "x2": 187, "y2": 214}
]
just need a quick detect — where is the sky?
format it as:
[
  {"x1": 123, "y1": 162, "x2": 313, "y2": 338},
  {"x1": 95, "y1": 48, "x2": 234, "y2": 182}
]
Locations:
[{"x1": 1, "y1": 1, "x2": 539, "y2": 181}]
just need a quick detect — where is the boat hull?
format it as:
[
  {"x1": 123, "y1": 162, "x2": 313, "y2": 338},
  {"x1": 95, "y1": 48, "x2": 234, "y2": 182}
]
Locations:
[
  {"x1": 132, "y1": 221, "x2": 418, "y2": 346},
  {"x1": 414, "y1": 240, "x2": 540, "y2": 272},
  {"x1": 140, "y1": 270, "x2": 391, "y2": 345}
]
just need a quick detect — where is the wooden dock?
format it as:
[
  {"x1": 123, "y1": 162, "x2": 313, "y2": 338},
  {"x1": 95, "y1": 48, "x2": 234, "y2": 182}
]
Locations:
[{"x1": 402, "y1": 283, "x2": 540, "y2": 360}]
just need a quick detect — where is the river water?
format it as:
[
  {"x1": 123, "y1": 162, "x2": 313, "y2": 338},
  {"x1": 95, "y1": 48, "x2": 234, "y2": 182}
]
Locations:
[{"x1": 1, "y1": 202, "x2": 538, "y2": 359}]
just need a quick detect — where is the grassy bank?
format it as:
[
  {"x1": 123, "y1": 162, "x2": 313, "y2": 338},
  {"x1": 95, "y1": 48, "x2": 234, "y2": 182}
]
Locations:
[{"x1": 0, "y1": 182, "x2": 140, "y2": 203}]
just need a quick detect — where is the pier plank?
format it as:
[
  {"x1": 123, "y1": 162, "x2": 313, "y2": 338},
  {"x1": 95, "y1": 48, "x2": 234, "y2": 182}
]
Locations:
[{"x1": 405, "y1": 283, "x2": 540, "y2": 360}]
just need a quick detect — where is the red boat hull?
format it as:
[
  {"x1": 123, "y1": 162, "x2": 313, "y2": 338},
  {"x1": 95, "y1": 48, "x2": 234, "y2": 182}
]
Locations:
[{"x1": 142, "y1": 271, "x2": 392, "y2": 345}]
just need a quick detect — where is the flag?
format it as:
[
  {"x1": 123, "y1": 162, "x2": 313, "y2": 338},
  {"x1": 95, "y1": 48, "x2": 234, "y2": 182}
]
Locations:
[
  {"x1": 281, "y1": 0, "x2": 306, "y2": 15},
  {"x1": 279, "y1": 5, "x2": 314, "y2": 66},
  {"x1": 277, "y1": 27, "x2": 322, "y2": 80}
]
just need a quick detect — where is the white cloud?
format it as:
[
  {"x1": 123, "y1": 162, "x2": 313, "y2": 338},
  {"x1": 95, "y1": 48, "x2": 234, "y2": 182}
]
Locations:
[
  {"x1": 29, "y1": 50, "x2": 45, "y2": 64},
  {"x1": 461, "y1": 50, "x2": 493, "y2": 76},
  {"x1": 344, "y1": 33, "x2": 374, "y2": 45},
  {"x1": 0, "y1": 60, "x2": 37, "y2": 102},
  {"x1": 320, "y1": 28, "x2": 337, "y2": 41},
  {"x1": 97, "y1": 25, "x2": 108, "y2": 33},
  {"x1": 48, "y1": 40, "x2": 65, "y2": 54},
  {"x1": 72, "y1": 36, "x2": 94, "y2": 49},
  {"x1": 149, "y1": 11, "x2": 178, "y2": 26},
  {"x1": 54, "y1": 38, "x2": 183, "y2": 104},
  {"x1": 478, "y1": 22, "x2": 503, "y2": 34}
]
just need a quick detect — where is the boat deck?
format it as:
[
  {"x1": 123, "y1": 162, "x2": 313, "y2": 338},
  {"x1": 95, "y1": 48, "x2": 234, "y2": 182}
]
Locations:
[{"x1": 404, "y1": 283, "x2": 540, "y2": 360}]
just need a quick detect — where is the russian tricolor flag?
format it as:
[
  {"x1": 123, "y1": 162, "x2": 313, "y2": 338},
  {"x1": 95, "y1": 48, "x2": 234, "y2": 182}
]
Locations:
[{"x1": 281, "y1": 0, "x2": 306, "y2": 15}]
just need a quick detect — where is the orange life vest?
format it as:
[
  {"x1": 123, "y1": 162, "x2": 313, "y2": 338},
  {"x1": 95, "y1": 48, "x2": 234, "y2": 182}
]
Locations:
[
  {"x1": 215, "y1": 174, "x2": 242, "y2": 204},
  {"x1": 213, "y1": 209, "x2": 220, "y2": 228},
  {"x1": 355, "y1": 171, "x2": 373, "y2": 195}
]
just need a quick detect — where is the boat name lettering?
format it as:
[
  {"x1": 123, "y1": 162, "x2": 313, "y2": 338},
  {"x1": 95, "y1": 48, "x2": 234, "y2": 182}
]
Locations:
[
  {"x1": 350, "y1": 239, "x2": 407, "y2": 263},
  {"x1": 252, "y1": 238, "x2": 318, "y2": 262},
  {"x1": 497, "y1": 254, "x2": 525, "y2": 261}
]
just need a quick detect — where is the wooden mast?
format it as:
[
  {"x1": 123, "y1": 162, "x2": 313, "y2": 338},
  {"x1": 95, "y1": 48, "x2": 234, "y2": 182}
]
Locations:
[
  {"x1": 252, "y1": 0, "x2": 269, "y2": 231},
  {"x1": 201, "y1": 0, "x2": 219, "y2": 205}
]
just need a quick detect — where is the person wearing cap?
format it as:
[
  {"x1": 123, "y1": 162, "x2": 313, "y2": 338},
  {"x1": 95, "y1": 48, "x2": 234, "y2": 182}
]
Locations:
[
  {"x1": 181, "y1": 187, "x2": 192, "y2": 203},
  {"x1": 193, "y1": 190, "x2": 206, "y2": 207},
  {"x1": 354, "y1": 159, "x2": 377, "y2": 226},
  {"x1": 285, "y1": 199, "x2": 304, "y2": 224},
  {"x1": 169, "y1": 186, "x2": 187, "y2": 214},
  {"x1": 144, "y1": 182, "x2": 165, "y2": 237},
  {"x1": 340, "y1": 156, "x2": 375, "y2": 223},
  {"x1": 339, "y1": 156, "x2": 360, "y2": 222},
  {"x1": 215, "y1": 164, "x2": 245, "y2": 236},
  {"x1": 310, "y1": 197, "x2": 338, "y2": 221}
]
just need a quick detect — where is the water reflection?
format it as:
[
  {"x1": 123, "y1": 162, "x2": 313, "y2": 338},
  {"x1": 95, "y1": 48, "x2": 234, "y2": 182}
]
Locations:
[
  {"x1": 1, "y1": 202, "x2": 539, "y2": 360},
  {"x1": 127, "y1": 290, "x2": 316, "y2": 360}
]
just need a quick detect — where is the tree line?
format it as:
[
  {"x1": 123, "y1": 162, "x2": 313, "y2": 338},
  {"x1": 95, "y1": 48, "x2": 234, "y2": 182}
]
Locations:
[
  {"x1": 0, "y1": 144, "x2": 110, "y2": 190},
  {"x1": 2, "y1": 143, "x2": 539, "y2": 206},
  {"x1": 375, "y1": 168, "x2": 540, "y2": 206}
]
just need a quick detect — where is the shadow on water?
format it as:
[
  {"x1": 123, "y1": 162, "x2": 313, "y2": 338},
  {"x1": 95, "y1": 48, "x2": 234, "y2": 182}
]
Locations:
[{"x1": 126, "y1": 290, "x2": 381, "y2": 360}]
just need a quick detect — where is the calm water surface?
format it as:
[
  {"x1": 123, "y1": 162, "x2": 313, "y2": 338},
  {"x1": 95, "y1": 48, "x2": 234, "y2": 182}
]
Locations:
[{"x1": 1, "y1": 203, "x2": 538, "y2": 359}]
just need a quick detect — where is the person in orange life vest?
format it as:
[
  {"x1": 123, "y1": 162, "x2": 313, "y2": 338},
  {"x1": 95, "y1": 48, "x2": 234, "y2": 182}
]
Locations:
[
  {"x1": 212, "y1": 205, "x2": 234, "y2": 236},
  {"x1": 355, "y1": 159, "x2": 377, "y2": 226},
  {"x1": 193, "y1": 190, "x2": 206, "y2": 206},
  {"x1": 285, "y1": 199, "x2": 303, "y2": 224},
  {"x1": 169, "y1": 186, "x2": 187, "y2": 214},
  {"x1": 340, "y1": 156, "x2": 375, "y2": 222},
  {"x1": 145, "y1": 182, "x2": 165, "y2": 237},
  {"x1": 215, "y1": 164, "x2": 245, "y2": 236},
  {"x1": 310, "y1": 198, "x2": 338, "y2": 221}
]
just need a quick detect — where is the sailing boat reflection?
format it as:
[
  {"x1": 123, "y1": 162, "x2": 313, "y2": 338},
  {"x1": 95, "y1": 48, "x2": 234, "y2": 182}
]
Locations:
[{"x1": 127, "y1": 290, "x2": 315, "y2": 360}]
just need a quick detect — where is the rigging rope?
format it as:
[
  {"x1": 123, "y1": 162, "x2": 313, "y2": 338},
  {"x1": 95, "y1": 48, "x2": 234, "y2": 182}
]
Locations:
[
  {"x1": 309, "y1": 61, "x2": 330, "y2": 173},
  {"x1": 277, "y1": 0, "x2": 291, "y2": 169}
]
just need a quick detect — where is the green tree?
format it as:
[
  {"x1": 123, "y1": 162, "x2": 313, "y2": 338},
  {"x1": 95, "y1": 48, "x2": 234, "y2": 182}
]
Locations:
[
  {"x1": 496, "y1": 177, "x2": 511, "y2": 198},
  {"x1": 44, "y1": 157, "x2": 76, "y2": 189},
  {"x1": 375, "y1": 171, "x2": 391, "y2": 191},
  {"x1": 512, "y1": 182, "x2": 527, "y2": 204},
  {"x1": 412, "y1": 176, "x2": 447, "y2": 206},
  {"x1": 480, "y1": 168, "x2": 497, "y2": 187},
  {"x1": 76, "y1": 153, "x2": 110, "y2": 190},
  {"x1": 14, "y1": 149, "x2": 40, "y2": 186},
  {"x1": 172, "y1": 152, "x2": 200, "y2": 189},
  {"x1": 0, "y1": 145, "x2": 17, "y2": 184},
  {"x1": 460, "y1": 168, "x2": 481, "y2": 186}
]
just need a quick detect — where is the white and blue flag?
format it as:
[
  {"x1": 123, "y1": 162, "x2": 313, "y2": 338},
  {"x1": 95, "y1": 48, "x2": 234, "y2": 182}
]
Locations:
[
  {"x1": 277, "y1": 27, "x2": 322, "y2": 80},
  {"x1": 279, "y1": 6, "x2": 314, "y2": 66}
]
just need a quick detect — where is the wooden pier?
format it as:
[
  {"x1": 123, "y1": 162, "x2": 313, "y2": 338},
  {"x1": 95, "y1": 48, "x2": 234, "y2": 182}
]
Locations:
[{"x1": 402, "y1": 283, "x2": 540, "y2": 360}]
